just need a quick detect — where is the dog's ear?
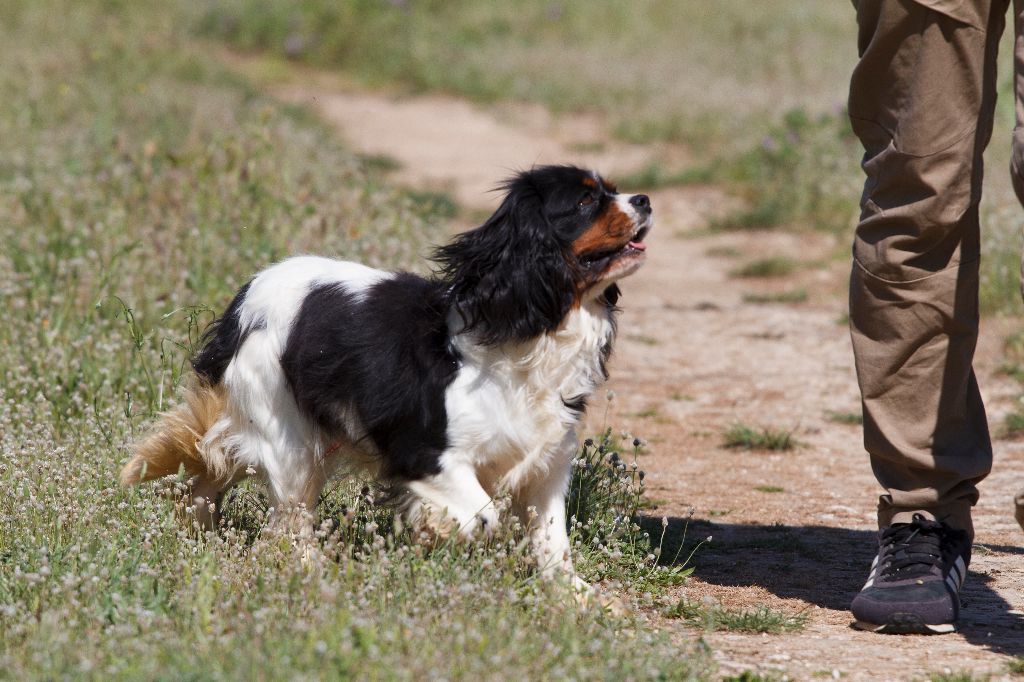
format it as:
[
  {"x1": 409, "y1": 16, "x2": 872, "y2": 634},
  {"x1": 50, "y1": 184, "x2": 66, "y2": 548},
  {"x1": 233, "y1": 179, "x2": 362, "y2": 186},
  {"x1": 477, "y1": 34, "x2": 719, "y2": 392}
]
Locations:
[{"x1": 434, "y1": 186, "x2": 575, "y2": 345}]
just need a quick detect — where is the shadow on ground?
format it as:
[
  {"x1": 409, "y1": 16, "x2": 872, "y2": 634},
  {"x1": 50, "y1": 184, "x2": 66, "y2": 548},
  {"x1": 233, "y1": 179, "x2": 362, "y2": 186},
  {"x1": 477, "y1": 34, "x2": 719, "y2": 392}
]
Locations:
[{"x1": 641, "y1": 515, "x2": 1024, "y2": 657}]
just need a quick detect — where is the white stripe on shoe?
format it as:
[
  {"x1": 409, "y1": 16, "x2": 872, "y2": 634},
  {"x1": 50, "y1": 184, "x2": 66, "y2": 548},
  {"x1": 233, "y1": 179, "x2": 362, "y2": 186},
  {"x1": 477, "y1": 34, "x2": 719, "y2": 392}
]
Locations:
[
  {"x1": 862, "y1": 554, "x2": 880, "y2": 589},
  {"x1": 944, "y1": 555, "x2": 967, "y2": 596},
  {"x1": 946, "y1": 552, "x2": 962, "y2": 585},
  {"x1": 946, "y1": 574, "x2": 959, "y2": 593},
  {"x1": 945, "y1": 555, "x2": 966, "y2": 592}
]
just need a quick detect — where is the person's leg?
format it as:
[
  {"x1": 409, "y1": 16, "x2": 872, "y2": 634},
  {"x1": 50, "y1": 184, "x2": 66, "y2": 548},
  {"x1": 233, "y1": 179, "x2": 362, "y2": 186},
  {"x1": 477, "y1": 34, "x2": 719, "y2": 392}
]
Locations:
[
  {"x1": 847, "y1": 0, "x2": 1008, "y2": 633},
  {"x1": 849, "y1": 0, "x2": 1006, "y2": 540}
]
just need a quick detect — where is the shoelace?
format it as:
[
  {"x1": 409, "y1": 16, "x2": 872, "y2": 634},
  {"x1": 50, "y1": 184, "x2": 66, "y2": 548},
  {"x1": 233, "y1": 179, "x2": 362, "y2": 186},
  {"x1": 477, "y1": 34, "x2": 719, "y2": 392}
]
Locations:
[{"x1": 877, "y1": 513, "x2": 946, "y2": 580}]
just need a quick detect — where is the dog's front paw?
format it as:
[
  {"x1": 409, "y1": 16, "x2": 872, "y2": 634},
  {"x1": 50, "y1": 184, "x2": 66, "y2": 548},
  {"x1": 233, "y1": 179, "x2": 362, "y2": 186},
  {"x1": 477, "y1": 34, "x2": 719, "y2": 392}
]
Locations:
[
  {"x1": 401, "y1": 498, "x2": 500, "y2": 542},
  {"x1": 458, "y1": 507, "x2": 500, "y2": 540}
]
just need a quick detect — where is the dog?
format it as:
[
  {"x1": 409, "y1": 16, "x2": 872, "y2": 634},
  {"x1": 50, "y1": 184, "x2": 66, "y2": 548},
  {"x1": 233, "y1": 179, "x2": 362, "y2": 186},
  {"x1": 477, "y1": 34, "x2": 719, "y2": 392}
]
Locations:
[{"x1": 121, "y1": 164, "x2": 652, "y2": 587}]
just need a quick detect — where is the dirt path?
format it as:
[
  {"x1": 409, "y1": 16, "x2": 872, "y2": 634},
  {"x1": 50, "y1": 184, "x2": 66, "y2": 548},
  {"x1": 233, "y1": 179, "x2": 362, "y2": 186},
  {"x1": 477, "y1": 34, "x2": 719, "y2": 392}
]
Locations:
[{"x1": 238, "y1": 56, "x2": 1024, "y2": 680}]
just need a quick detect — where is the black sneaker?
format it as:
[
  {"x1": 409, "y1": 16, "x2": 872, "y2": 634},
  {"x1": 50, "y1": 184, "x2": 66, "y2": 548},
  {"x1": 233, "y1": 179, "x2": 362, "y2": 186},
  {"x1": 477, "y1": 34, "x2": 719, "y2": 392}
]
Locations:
[{"x1": 851, "y1": 513, "x2": 970, "y2": 634}]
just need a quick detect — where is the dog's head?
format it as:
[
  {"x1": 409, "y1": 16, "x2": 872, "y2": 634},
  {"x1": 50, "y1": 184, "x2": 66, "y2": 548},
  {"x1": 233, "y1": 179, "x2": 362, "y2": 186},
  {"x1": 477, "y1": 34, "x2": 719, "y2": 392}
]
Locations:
[{"x1": 435, "y1": 165, "x2": 653, "y2": 345}]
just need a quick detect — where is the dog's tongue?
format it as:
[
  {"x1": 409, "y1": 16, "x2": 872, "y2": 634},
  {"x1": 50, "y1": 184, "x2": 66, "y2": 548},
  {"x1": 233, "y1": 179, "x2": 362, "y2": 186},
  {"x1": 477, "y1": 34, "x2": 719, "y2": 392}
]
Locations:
[{"x1": 628, "y1": 240, "x2": 647, "y2": 251}]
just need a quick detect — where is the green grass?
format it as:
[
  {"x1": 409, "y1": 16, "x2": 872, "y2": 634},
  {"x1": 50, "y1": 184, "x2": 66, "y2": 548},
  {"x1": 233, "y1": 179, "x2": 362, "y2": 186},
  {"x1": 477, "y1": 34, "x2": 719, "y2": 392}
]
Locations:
[
  {"x1": 356, "y1": 152, "x2": 403, "y2": 174},
  {"x1": 723, "y1": 674, "x2": 783, "y2": 682},
  {"x1": 731, "y1": 257, "x2": 798, "y2": 279},
  {"x1": 754, "y1": 486, "x2": 785, "y2": 494},
  {"x1": 665, "y1": 598, "x2": 807, "y2": 634},
  {"x1": 192, "y1": 0, "x2": 1024, "y2": 319},
  {"x1": 6, "y1": 1, "x2": 1022, "y2": 677},
  {"x1": 0, "y1": 2, "x2": 710, "y2": 678},
  {"x1": 195, "y1": 1, "x2": 856, "y2": 151},
  {"x1": 625, "y1": 333, "x2": 660, "y2": 346},
  {"x1": 998, "y1": 361, "x2": 1024, "y2": 383},
  {"x1": 399, "y1": 188, "x2": 460, "y2": 220},
  {"x1": 615, "y1": 163, "x2": 715, "y2": 190},
  {"x1": 979, "y1": 195, "x2": 1024, "y2": 315},
  {"x1": 1004, "y1": 410, "x2": 1024, "y2": 438},
  {"x1": 999, "y1": 332, "x2": 1024, "y2": 438},
  {"x1": 706, "y1": 245, "x2": 742, "y2": 258},
  {"x1": 631, "y1": 407, "x2": 661, "y2": 419},
  {"x1": 743, "y1": 289, "x2": 808, "y2": 304},
  {"x1": 568, "y1": 432, "x2": 698, "y2": 591},
  {"x1": 723, "y1": 424, "x2": 797, "y2": 452},
  {"x1": 1008, "y1": 657, "x2": 1024, "y2": 674},
  {"x1": 195, "y1": 1, "x2": 870, "y2": 242},
  {"x1": 825, "y1": 410, "x2": 863, "y2": 426},
  {"x1": 704, "y1": 108, "x2": 863, "y2": 233},
  {"x1": 928, "y1": 673, "x2": 990, "y2": 682}
]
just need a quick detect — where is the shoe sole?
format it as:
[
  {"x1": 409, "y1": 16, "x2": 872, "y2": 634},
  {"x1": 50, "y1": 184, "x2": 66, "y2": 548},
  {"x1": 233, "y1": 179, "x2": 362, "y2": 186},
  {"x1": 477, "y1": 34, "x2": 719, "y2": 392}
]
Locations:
[{"x1": 854, "y1": 614, "x2": 956, "y2": 635}]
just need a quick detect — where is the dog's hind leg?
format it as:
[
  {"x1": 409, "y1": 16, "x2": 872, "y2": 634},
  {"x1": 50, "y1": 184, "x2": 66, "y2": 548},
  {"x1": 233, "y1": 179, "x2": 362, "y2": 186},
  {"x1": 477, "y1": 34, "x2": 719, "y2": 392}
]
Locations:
[
  {"x1": 261, "y1": 452, "x2": 335, "y2": 570},
  {"x1": 221, "y1": 330, "x2": 327, "y2": 536},
  {"x1": 184, "y1": 469, "x2": 247, "y2": 531},
  {"x1": 123, "y1": 380, "x2": 249, "y2": 531},
  {"x1": 264, "y1": 455, "x2": 329, "y2": 537}
]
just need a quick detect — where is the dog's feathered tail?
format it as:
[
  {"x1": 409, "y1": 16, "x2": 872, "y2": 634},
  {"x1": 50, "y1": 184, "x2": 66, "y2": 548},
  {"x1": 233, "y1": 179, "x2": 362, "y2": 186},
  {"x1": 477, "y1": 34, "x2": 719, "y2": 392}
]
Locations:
[{"x1": 120, "y1": 380, "x2": 227, "y2": 485}]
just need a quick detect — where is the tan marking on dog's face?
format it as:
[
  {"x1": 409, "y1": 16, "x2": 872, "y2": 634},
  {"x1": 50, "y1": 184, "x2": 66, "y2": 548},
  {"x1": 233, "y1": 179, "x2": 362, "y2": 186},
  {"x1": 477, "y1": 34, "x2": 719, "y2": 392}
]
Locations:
[{"x1": 571, "y1": 200, "x2": 635, "y2": 258}]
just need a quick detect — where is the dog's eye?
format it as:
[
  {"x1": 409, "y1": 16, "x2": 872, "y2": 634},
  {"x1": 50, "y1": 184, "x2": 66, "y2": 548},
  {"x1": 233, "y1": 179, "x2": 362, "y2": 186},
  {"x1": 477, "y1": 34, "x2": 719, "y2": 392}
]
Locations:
[{"x1": 578, "y1": 193, "x2": 595, "y2": 208}]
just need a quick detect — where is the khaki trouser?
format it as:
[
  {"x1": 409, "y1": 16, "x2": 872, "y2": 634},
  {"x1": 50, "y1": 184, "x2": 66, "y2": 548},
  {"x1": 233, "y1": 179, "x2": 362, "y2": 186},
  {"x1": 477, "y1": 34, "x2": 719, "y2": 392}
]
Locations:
[{"x1": 849, "y1": 0, "x2": 1024, "y2": 538}]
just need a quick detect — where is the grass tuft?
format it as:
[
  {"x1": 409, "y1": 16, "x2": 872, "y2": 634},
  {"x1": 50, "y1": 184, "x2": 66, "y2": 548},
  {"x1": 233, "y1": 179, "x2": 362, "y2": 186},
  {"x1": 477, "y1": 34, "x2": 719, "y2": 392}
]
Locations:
[
  {"x1": 929, "y1": 673, "x2": 990, "y2": 682},
  {"x1": 665, "y1": 598, "x2": 807, "y2": 634},
  {"x1": 743, "y1": 289, "x2": 808, "y2": 304},
  {"x1": 723, "y1": 673, "x2": 783, "y2": 682},
  {"x1": 1004, "y1": 410, "x2": 1024, "y2": 438},
  {"x1": 731, "y1": 257, "x2": 798, "y2": 279},
  {"x1": 999, "y1": 332, "x2": 1024, "y2": 439},
  {"x1": 708, "y1": 109, "x2": 861, "y2": 233},
  {"x1": 723, "y1": 424, "x2": 797, "y2": 451},
  {"x1": 979, "y1": 203, "x2": 1024, "y2": 315},
  {"x1": 357, "y1": 152, "x2": 403, "y2": 174},
  {"x1": 706, "y1": 245, "x2": 743, "y2": 258},
  {"x1": 825, "y1": 410, "x2": 863, "y2": 426},
  {"x1": 568, "y1": 430, "x2": 699, "y2": 591},
  {"x1": 615, "y1": 163, "x2": 715, "y2": 190}
]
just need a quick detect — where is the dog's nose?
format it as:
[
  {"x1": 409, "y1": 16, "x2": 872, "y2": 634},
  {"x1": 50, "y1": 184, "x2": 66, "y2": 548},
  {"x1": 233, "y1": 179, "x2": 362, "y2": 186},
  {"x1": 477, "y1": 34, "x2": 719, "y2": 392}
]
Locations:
[{"x1": 629, "y1": 194, "x2": 651, "y2": 213}]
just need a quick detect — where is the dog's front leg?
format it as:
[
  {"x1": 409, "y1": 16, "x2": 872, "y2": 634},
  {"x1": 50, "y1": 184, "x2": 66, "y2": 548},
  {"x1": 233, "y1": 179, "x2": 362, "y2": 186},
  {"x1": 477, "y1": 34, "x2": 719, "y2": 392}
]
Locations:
[
  {"x1": 514, "y1": 438, "x2": 627, "y2": 615},
  {"x1": 514, "y1": 446, "x2": 586, "y2": 591},
  {"x1": 405, "y1": 456, "x2": 499, "y2": 539}
]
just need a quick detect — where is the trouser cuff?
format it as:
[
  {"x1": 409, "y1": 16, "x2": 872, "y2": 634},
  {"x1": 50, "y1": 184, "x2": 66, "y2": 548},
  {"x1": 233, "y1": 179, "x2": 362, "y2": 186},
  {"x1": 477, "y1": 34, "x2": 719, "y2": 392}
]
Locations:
[{"x1": 879, "y1": 503, "x2": 974, "y2": 539}]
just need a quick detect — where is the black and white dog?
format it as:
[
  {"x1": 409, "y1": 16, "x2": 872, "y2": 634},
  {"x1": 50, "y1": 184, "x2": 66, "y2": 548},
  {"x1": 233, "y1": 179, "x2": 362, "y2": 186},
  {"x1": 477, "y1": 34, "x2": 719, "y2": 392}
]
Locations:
[{"x1": 122, "y1": 165, "x2": 652, "y2": 585}]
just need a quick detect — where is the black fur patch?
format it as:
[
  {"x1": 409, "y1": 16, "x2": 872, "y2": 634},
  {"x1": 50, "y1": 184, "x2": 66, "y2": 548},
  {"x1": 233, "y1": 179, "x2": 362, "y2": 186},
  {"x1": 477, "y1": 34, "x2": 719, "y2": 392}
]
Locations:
[
  {"x1": 562, "y1": 395, "x2": 588, "y2": 414},
  {"x1": 601, "y1": 283, "x2": 621, "y2": 307},
  {"x1": 433, "y1": 165, "x2": 614, "y2": 346},
  {"x1": 280, "y1": 274, "x2": 458, "y2": 481},
  {"x1": 598, "y1": 284, "x2": 620, "y2": 380},
  {"x1": 192, "y1": 280, "x2": 257, "y2": 383}
]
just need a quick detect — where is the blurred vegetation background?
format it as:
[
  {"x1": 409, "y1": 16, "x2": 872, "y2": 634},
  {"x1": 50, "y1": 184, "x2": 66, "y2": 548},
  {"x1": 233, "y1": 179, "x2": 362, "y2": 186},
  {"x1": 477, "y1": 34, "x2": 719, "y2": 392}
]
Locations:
[{"x1": 198, "y1": 0, "x2": 1023, "y2": 313}]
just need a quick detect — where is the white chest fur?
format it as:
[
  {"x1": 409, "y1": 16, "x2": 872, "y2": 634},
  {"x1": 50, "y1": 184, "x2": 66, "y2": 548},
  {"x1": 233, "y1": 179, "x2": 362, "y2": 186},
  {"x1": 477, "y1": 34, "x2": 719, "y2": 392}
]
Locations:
[{"x1": 445, "y1": 300, "x2": 615, "y2": 493}]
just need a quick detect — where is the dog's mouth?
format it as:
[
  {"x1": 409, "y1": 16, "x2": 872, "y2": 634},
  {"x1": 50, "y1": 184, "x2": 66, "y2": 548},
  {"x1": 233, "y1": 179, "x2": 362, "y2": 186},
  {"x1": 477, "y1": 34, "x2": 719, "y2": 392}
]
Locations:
[{"x1": 579, "y1": 224, "x2": 651, "y2": 269}]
